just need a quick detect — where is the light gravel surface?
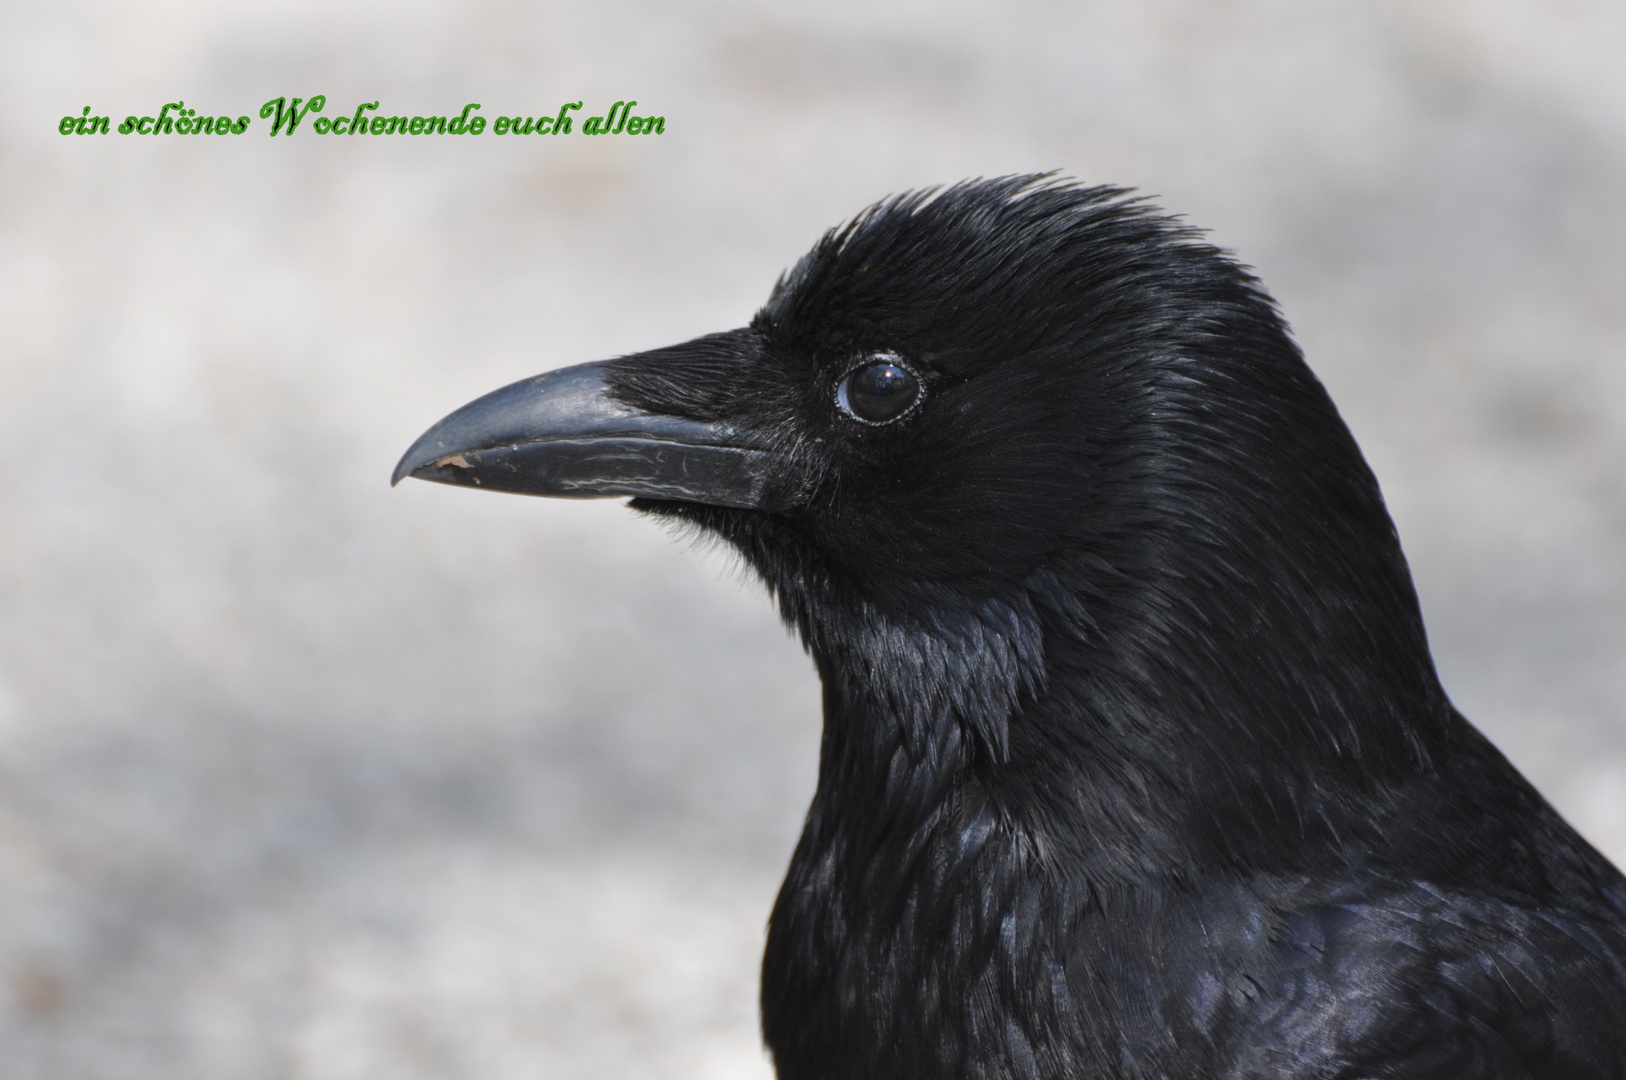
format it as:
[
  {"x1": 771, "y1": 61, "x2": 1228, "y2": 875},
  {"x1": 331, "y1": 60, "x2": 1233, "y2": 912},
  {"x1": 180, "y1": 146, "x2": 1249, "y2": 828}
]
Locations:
[{"x1": 2, "y1": 2, "x2": 1624, "y2": 1076}]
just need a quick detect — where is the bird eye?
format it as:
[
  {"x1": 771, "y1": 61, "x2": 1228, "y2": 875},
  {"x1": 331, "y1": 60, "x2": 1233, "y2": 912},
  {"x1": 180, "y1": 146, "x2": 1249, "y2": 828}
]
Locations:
[{"x1": 836, "y1": 358, "x2": 922, "y2": 424}]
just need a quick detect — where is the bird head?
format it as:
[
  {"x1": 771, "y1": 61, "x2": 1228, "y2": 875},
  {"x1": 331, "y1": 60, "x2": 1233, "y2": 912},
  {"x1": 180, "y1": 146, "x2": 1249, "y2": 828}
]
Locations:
[{"x1": 395, "y1": 176, "x2": 1448, "y2": 843}]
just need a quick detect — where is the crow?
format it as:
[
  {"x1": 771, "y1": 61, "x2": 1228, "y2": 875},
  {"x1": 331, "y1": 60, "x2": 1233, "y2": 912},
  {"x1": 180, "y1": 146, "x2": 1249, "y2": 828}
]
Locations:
[{"x1": 393, "y1": 175, "x2": 1626, "y2": 1078}]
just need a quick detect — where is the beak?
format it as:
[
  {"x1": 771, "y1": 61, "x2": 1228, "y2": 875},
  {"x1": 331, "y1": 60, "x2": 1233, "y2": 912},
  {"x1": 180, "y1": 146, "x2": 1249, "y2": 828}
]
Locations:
[{"x1": 392, "y1": 350, "x2": 793, "y2": 511}]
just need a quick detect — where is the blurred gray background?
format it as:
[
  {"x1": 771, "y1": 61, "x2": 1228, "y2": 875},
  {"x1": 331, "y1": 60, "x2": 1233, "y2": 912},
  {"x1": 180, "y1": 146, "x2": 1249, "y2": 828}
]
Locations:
[{"x1": 3, "y1": 1, "x2": 1624, "y2": 1076}]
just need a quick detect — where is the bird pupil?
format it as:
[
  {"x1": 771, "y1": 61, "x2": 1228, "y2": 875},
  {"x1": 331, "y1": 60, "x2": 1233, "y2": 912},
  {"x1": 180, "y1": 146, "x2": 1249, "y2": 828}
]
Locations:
[{"x1": 843, "y1": 361, "x2": 920, "y2": 423}]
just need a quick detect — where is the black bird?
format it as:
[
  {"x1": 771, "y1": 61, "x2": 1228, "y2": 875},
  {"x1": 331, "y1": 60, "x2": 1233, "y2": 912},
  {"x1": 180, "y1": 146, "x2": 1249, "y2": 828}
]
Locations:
[{"x1": 394, "y1": 176, "x2": 1626, "y2": 1078}]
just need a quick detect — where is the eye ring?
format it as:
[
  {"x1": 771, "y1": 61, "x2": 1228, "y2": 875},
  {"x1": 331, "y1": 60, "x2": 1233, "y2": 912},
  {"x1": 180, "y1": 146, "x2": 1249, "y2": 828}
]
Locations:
[{"x1": 834, "y1": 354, "x2": 924, "y2": 426}]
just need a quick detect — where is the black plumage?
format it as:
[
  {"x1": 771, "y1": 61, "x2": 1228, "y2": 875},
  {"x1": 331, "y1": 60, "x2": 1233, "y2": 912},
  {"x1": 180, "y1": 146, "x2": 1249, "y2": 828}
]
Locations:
[{"x1": 395, "y1": 175, "x2": 1626, "y2": 1078}]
